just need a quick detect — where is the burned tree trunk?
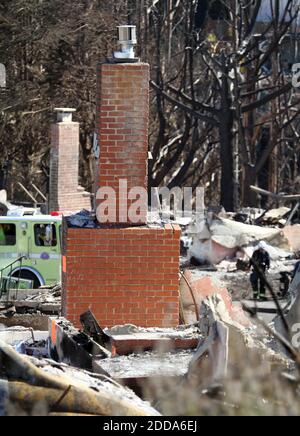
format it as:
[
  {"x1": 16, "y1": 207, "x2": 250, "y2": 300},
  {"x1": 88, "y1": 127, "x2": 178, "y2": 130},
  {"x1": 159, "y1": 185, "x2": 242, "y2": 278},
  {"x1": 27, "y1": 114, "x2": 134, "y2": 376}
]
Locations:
[
  {"x1": 219, "y1": 116, "x2": 234, "y2": 212},
  {"x1": 219, "y1": 71, "x2": 234, "y2": 212}
]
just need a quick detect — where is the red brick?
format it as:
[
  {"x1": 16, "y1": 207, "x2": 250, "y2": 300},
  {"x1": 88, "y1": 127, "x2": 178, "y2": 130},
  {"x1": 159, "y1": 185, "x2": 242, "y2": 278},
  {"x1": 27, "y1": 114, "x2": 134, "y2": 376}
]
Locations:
[
  {"x1": 62, "y1": 225, "x2": 180, "y2": 328},
  {"x1": 95, "y1": 63, "x2": 150, "y2": 225},
  {"x1": 49, "y1": 121, "x2": 91, "y2": 213},
  {"x1": 61, "y1": 63, "x2": 181, "y2": 328}
]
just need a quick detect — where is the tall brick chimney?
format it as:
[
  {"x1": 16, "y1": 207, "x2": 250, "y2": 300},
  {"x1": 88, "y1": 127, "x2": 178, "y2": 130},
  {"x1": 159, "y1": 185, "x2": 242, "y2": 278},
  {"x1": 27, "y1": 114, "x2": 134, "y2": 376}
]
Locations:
[
  {"x1": 49, "y1": 108, "x2": 91, "y2": 213},
  {"x1": 95, "y1": 63, "x2": 149, "y2": 224},
  {"x1": 62, "y1": 28, "x2": 181, "y2": 329}
]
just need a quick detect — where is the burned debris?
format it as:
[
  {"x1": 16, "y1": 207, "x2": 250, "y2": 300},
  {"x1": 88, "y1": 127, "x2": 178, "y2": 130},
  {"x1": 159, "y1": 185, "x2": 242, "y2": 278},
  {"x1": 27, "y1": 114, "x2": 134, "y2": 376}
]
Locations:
[
  {"x1": 0, "y1": 338, "x2": 160, "y2": 417},
  {"x1": 0, "y1": 285, "x2": 61, "y2": 318},
  {"x1": 2, "y1": 12, "x2": 300, "y2": 417}
]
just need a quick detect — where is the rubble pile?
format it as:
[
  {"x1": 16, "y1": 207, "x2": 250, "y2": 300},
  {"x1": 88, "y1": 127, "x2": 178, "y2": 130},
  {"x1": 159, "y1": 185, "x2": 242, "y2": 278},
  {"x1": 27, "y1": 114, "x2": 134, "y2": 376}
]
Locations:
[
  {"x1": 0, "y1": 339, "x2": 160, "y2": 416},
  {"x1": 0, "y1": 189, "x2": 41, "y2": 216},
  {"x1": 1, "y1": 204, "x2": 300, "y2": 415},
  {"x1": 186, "y1": 214, "x2": 291, "y2": 266},
  {"x1": 0, "y1": 283, "x2": 299, "y2": 415},
  {"x1": 178, "y1": 205, "x2": 300, "y2": 305},
  {"x1": 0, "y1": 284, "x2": 61, "y2": 318}
]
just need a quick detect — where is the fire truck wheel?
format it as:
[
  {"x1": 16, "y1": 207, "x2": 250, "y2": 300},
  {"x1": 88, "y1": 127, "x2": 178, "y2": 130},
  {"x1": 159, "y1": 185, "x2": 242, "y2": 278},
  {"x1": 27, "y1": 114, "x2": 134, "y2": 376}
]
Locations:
[{"x1": 12, "y1": 270, "x2": 41, "y2": 289}]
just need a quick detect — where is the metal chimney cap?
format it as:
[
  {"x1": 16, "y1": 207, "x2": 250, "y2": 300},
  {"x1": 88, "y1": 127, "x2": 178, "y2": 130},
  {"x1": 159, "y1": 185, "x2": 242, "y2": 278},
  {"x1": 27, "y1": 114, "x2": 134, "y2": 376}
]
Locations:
[
  {"x1": 114, "y1": 25, "x2": 138, "y2": 61},
  {"x1": 117, "y1": 25, "x2": 137, "y2": 43},
  {"x1": 54, "y1": 108, "x2": 76, "y2": 123}
]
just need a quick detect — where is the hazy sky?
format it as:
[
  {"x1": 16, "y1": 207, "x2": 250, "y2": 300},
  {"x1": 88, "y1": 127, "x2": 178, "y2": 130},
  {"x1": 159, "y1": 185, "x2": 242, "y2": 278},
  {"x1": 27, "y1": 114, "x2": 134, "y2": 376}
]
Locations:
[{"x1": 257, "y1": 0, "x2": 300, "y2": 22}]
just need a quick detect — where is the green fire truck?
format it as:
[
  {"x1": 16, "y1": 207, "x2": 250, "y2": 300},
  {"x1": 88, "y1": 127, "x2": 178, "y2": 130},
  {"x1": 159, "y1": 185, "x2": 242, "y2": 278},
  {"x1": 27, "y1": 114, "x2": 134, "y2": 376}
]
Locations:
[{"x1": 0, "y1": 215, "x2": 62, "y2": 292}]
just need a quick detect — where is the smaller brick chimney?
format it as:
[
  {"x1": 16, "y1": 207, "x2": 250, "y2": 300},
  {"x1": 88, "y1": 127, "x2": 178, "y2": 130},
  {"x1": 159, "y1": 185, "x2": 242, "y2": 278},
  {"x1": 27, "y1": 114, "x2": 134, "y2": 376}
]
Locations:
[{"x1": 49, "y1": 108, "x2": 91, "y2": 213}]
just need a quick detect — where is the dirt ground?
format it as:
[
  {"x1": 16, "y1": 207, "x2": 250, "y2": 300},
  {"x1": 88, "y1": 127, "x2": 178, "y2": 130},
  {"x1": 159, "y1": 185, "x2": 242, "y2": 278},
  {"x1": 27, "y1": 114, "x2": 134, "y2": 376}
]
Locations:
[{"x1": 181, "y1": 259, "x2": 297, "y2": 301}]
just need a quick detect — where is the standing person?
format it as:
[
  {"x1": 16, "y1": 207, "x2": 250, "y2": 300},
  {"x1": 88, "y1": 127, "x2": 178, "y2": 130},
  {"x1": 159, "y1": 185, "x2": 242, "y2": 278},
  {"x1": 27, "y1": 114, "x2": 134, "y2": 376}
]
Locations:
[{"x1": 250, "y1": 242, "x2": 270, "y2": 301}]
